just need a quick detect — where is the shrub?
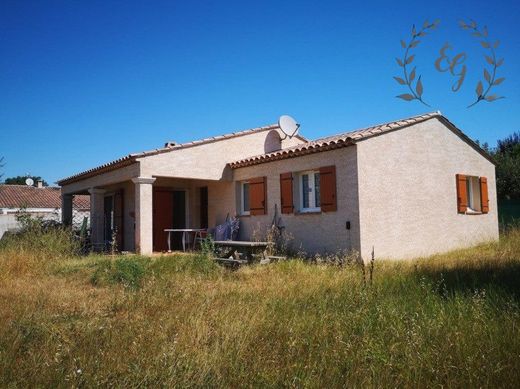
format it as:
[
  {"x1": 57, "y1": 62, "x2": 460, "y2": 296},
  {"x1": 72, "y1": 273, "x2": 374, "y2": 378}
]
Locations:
[
  {"x1": 1, "y1": 228, "x2": 78, "y2": 258},
  {"x1": 200, "y1": 235, "x2": 216, "y2": 258},
  {"x1": 149, "y1": 253, "x2": 221, "y2": 278},
  {"x1": 1, "y1": 209, "x2": 78, "y2": 259},
  {"x1": 91, "y1": 257, "x2": 149, "y2": 289},
  {"x1": 252, "y1": 223, "x2": 295, "y2": 257},
  {"x1": 0, "y1": 213, "x2": 79, "y2": 277}
]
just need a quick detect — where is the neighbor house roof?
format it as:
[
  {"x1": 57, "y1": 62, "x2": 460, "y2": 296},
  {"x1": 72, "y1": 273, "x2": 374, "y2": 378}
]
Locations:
[
  {"x1": 0, "y1": 185, "x2": 90, "y2": 209},
  {"x1": 57, "y1": 123, "x2": 308, "y2": 185},
  {"x1": 228, "y1": 112, "x2": 495, "y2": 168}
]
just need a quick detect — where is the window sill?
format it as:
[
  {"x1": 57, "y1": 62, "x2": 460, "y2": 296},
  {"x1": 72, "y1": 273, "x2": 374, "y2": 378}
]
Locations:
[
  {"x1": 239, "y1": 213, "x2": 251, "y2": 218},
  {"x1": 295, "y1": 210, "x2": 322, "y2": 215},
  {"x1": 465, "y1": 210, "x2": 483, "y2": 215}
]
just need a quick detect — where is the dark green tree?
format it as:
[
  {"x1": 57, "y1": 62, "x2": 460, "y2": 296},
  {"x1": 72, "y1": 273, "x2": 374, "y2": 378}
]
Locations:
[
  {"x1": 491, "y1": 132, "x2": 520, "y2": 200},
  {"x1": 3, "y1": 175, "x2": 49, "y2": 186}
]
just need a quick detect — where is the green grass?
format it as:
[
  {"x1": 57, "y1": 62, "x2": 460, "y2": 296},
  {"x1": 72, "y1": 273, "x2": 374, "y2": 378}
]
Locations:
[{"x1": 0, "y1": 230, "x2": 519, "y2": 387}]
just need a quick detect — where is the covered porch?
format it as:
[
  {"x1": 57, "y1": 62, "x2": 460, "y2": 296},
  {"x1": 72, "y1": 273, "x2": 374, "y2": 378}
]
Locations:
[{"x1": 62, "y1": 176, "x2": 235, "y2": 255}]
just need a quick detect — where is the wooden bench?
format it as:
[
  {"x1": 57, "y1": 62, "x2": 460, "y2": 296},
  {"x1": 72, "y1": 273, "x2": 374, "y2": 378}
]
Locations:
[
  {"x1": 214, "y1": 257, "x2": 248, "y2": 268},
  {"x1": 213, "y1": 240, "x2": 270, "y2": 263}
]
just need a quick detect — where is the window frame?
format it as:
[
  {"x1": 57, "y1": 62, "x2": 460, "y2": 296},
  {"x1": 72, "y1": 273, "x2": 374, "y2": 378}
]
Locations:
[
  {"x1": 465, "y1": 175, "x2": 482, "y2": 213},
  {"x1": 298, "y1": 170, "x2": 321, "y2": 213},
  {"x1": 241, "y1": 181, "x2": 250, "y2": 216}
]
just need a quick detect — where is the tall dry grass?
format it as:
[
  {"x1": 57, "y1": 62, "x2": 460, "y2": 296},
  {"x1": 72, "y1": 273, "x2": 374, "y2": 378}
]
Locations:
[
  {"x1": 0, "y1": 228, "x2": 519, "y2": 387},
  {"x1": 0, "y1": 225, "x2": 79, "y2": 279}
]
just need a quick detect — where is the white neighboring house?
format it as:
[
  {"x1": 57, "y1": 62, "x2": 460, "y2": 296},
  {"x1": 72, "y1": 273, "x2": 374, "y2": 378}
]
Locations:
[{"x1": 0, "y1": 182, "x2": 90, "y2": 239}]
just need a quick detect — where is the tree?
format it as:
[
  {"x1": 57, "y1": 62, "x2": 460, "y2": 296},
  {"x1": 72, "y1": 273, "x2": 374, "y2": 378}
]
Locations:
[
  {"x1": 3, "y1": 175, "x2": 49, "y2": 186},
  {"x1": 497, "y1": 132, "x2": 520, "y2": 155},
  {"x1": 491, "y1": 132, "x2": 520, "y2": 200}
]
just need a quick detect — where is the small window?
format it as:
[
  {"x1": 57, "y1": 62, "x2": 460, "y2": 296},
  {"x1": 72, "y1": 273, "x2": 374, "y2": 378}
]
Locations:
[
  {"x1": 299, "y1": 171, "x2": 321, "y2": 212},
  {"x1": 465, "y1": 176, "x2": 482, "y2": 213},
  {"x1": 241, "y1": 182, "x2": 250, "y2": 215}
]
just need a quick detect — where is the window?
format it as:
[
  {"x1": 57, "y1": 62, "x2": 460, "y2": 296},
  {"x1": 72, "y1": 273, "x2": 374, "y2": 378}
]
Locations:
[
  {"x1": 456, "y1": 174, "x2": 489, "y2": 214},
  {"x1": 299, "y1": 171, "x2": 321, "y2": 212},
  {"x1": 241, "y1": 181, "x2": 250, "y2": 215},
  {"x1": 239, "y1": 177, "x2": 267, "y2": 216},
  {"x1": 465, "y1": 175, "x2": 482, "y2": 212}
]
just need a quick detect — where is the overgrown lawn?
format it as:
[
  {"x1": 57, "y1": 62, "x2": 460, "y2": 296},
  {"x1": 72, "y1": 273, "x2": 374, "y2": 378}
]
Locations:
[{"x1": 0, "y1": 230, "x2": 519, "y2": 387}]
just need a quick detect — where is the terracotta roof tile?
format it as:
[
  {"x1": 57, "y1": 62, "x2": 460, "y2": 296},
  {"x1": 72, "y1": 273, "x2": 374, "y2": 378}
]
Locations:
[
  {"x1": 0, "y1": 185, "x2": 90, "y2": 210},
  {"x1": 57, "y1": 123, "x2": 307, "y2": 185},
  {"x1": 229, "y1": 111, "x2": 495, "y2": 168},
  {"x1": 72, "y1": 195, "x2": 91, "y2": 210},
  {"x1": 229, "y1": 112, "x2": 441, "y2": 168},
  {"x1": 57, "y1": 111, "x2": 494, "y2": 183}
]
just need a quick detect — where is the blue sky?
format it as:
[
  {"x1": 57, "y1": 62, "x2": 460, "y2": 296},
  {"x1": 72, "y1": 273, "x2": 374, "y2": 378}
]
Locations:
[{"x1": 0, "y1": 0, "x2": 518, "y2": 184}]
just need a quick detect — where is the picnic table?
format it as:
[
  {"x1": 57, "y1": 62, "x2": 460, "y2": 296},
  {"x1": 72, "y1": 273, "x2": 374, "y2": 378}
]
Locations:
[
  {"x1": 164, "y1": 229, "x2": 206, "y2": 252},
  {"x1": 212, "y1": 240, "x2": 271, "y2": 264}
]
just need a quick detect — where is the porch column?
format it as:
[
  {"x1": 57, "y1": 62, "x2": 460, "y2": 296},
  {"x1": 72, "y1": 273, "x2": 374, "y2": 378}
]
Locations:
[
  {"x1": 61, "y1": 194, "x2": 73, "y2": 226},
  {"x1": 132, "y1": 177, "x2": 156, "y2": 255},
  {"x1": 88, "y1": 188, "x2": 106, "y2": 250}
]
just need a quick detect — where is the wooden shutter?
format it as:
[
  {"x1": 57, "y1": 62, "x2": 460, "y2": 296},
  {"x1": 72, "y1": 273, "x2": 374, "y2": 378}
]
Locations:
[
  {"x1": 480, "y1": 177, "x2": 489, "y2": 213},
  {"x1": 249, "y1": 177, "x2": 267, "y2": 215},
  {"x1": 319, "y1": 166, "x2": 337, "y2": 212},
  {"x1": 280, "y1": 173, "x2": 294, "y2": 214},
  {"x1": 456, "y1": 174, "x2": 468, "y2": 213}
]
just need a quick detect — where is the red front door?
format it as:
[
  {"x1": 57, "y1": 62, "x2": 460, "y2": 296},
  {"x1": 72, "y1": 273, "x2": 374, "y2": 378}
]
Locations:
[{"x1": 153, "y1": 190, "x2": 174, "y2": 252}]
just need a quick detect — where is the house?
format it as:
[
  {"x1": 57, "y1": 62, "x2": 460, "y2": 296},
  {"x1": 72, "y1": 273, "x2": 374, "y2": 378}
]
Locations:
[
  {"x1": 57, "y1": 112, "x2": 498, "y2": 259},
  {"x1": 0, "y1": 182, "x2": 90, "y2": 239}
]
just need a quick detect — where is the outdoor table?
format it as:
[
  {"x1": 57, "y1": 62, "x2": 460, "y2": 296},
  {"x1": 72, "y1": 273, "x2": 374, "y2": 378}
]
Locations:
[
  {"x1": 212, "y1": 240, "x2": 270, "y2": 262},
  {"x1": 164, "y1": 229, "x2": 206, "y2": 252}
]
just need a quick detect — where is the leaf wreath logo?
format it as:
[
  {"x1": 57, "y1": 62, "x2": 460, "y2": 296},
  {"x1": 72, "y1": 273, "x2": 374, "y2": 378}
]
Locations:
[
  {"x1": 394, "y1": 19, "x2": 505, "y2": 108},
  {"x1": 459, "y1": 19, "x2": 505, "y2": 107},
  {"x1": 395, "y1": 19, "x2": 440, "y2": 107}
]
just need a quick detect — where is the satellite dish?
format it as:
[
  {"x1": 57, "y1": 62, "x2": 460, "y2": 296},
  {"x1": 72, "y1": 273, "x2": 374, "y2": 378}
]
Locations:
[
  {"x1": 278, "y1": 115, "x2": 300, "y2": 139},
  {"x1": 25, "y1": 178, "x2": 34, "y2": 186}
]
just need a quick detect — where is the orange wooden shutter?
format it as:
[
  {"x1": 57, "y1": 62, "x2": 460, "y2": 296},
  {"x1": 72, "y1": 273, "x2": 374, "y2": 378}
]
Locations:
[
  {"x1": 480, "y1": 177, "x2": 489, "y2": 213},
  {"x1": 456, "y1": 174, "x2": 468, "y2": 213},
  {"x1": 280, "y1": 173, "x2": 294, "y2": 214},
  {"x1": 249, "y1": 177, "x2": 267, "y2": 215},
  {"x1": 319, "y1": 166, "x2": 337, "y2": 212}
]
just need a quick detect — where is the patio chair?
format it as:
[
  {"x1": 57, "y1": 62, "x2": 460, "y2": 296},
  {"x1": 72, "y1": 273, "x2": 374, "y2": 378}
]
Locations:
[
  {"x1": 195, "y1": 214, "x2": 239, "y2": 248},
  {"x1": 214, "y1": 215, "x2": 239, "y2": 241}
]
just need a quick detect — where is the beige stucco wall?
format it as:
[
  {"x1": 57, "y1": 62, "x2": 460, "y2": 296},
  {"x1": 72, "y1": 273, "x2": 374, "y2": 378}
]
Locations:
[
  {"x1": 59, "y1": 117, "x2": 498, "y2": 259},
  {"x1": 59, "y1": 127, "x2": 305, "y2": 254},
  {"x1": 139, "y1": 128, "x2": 304, "y2": 180},
  {"x1": 61, "y1": 164, "x2": 140, "y2": 195},
  {"x1": 152, "y1": 177, "x2": 236, "y2": 228},
  {"x1": 232, "y1": 147, "x2": 361, "y2": 255},
  {"x1": 356, "y1": 118, "x2": 499, "y2": 260}
]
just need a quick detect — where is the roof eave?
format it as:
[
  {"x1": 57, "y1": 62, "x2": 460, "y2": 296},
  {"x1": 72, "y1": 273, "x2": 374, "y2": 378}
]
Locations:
[
  {"x1": 229, "y1": 138, "x2": 355, "y2": 169},
  {"x1": 56, "y1": 123, "x2": 288, "y2": 186},
  {"x1": 435, "y1": 116, "x2": 496, "y2": 165},
  {"x1": 229, "y1": 112, "x2": 496, "y2": 168},
  {"x1": 57, "y1": 156, "x2": 137, "y2": 186}
]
